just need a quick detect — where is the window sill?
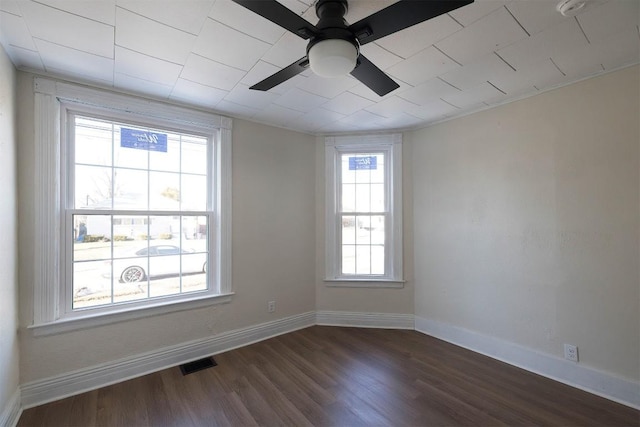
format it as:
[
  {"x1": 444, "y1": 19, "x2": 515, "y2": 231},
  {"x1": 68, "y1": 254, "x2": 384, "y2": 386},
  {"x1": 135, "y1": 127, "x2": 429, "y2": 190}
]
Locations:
[
  {"x1": 28, "y1": 292, "x2": 234, "y2": 337},
  {"x1": 324, "y1": 279, "x2": 405, "y2": 289}
]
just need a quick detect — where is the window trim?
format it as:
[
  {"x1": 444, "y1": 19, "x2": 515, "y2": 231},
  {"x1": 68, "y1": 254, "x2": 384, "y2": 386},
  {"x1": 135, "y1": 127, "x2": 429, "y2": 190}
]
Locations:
[
  {"x1": 324, "y1": 134, "x2": 403, "y2": 286},
  {"x1": 30, "y1": 77, "x2": 233, "y2": 335}
]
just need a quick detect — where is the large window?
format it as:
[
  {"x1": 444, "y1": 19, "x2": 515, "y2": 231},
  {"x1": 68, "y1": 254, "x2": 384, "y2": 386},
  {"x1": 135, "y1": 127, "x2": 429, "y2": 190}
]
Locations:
[
  {"x1": 325, "y1": 134, "x2": 403, "y2": 284},
  {"x1": 67, "y1": 115, "x2": 214, "y2": 312},
  {"x1": 31, "y1": 78, "x2": 232, "y2": 333}
]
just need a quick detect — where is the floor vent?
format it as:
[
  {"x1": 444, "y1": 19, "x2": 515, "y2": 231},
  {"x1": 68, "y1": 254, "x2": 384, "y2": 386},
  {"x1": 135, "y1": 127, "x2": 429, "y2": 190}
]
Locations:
[{"x1": 179, "y1": 357, "x2": 217, "y2": 376}]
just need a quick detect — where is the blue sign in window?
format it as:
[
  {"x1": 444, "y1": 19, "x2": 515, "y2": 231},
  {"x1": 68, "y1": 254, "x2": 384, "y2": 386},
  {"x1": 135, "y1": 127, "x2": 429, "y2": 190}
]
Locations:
[
  {"x1": 120, "y1": 128, "x2": 168, "y2": 152},
  {"x1": 349, "y1": 156, "x2": 377, "y2": 170}
]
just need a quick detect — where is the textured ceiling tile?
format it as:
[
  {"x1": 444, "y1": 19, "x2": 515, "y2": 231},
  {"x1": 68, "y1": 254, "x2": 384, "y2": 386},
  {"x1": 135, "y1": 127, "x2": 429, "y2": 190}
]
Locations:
[
  {"x1": 376, "y1": 13, "x2": 462, "y2": 59},
  {"x1": 290, "y1": 108, "x2": 346, "y2": 131},
  {"x1": 577, "y1": 0, "x2": 639, "y2": 43},
  {"x1": 170, "y1": 78, "x2": 228, "y2": 108},
  {"x1": 19, "y1": 1, "x2": 114, "y2": 58},
  {"x1": 442, "y1": 82, "x2": 506, "y2": 108},
  {"x1": 36, "y1": 0, "x2": 116, "y2": 25},
  {"x1": 115, "y1": 8, "x2": 195, "y2": 64},
  {"x1": 180, "y1": 53, "x2": 246, "y2": 90},
  {"x1": 252, "y1": 104, "x2": 305, "y2": 127},
  {"x1": 116, "y1": 0, "x2": 213, "y2": 35},
  {"x1": 216, "y1": 99, "x2": 260, "y2": 119},
  {"x1": 273, "y1": 87, "x2": 329, "y2": 112},
  {"x1": 489, "y1": 58, "x2": 564, "y2": 94},
  {"x1": 449, "y1": 0, "x2": 511, "y2": 26},
  {"x1": 497, "y1": 18, "x2": 589, "y2": 71},
  {"x1": 114, "y1": 72, "x2": 173, "y2": 98},
  {"x1": 0, "y1": 0, "x2": 21, "y2": 15},
  {"x1": 0, "y1": 10, "x2": 37, "y2": 50},
  {"x1": 321, "y1": 91, "x2": 375, "y2": 115},
  {"x1": 209, "y1": 0, "x2": 286, "y2": 44},
  {"x1": 115, "y1": 46, "x2": 182, "y2": 85},
  {"x1": 3, "y1": 44, "x2": 43, "y2": 70},
  {"x1": 436, "y1": 6, "x2": 528, "y2": 65},
  {"x1": 386, "y1": 46, "x2": 460, "y2": 86},
  {"x1": 36, "y1": 38, "x2": 114, "y2": 82},
  {"x1": 364, "y1": 95, "x2": 419, "y2": 118},
  {"x1": 397, "y1": 78, "x2": 461, "y2": 106},
  {"x1": 295, "y1": 74, "x2": 359, "y2": 98},
  {"x1": 440, "y1": 53, "x2": 514, "y2": 91},
  {"x1": 260, "y1": 31, "x2": 307, "y2": 68},
  {"x1": 506, "y1": 0, "x2": 567, "y2": 36},
  {"x1": 193, "y1": 18, "x2": 271, "y2": 71},
  {"x1": 223, "y1": 83, "x2": 280, "y2": 109},
  {"x1": 359, "y1": 43, "x2": 403, "y2": 70},
  {"x1": 405, "y1": 98, "x2": 459, "y2": 121}
]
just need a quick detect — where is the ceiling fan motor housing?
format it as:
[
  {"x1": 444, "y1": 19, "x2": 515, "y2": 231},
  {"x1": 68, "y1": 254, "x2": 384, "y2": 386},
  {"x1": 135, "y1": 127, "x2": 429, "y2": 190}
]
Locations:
[{"x1": 307, "y1": 0, "x2": 360, "y2": 77}]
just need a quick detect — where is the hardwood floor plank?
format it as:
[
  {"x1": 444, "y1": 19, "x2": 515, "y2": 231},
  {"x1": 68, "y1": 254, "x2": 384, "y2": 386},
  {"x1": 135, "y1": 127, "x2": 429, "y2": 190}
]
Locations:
[{"x1": 17, "y1": 326, "x2": 640, "y2": 427}]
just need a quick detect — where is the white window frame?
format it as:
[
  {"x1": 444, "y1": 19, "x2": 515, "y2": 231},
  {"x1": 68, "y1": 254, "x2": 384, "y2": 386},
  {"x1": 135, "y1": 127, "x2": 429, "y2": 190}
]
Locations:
[
  {"x1": 324, "y1": 134, "x2": 403, "y2": 287},
  {"x1": 30, "y1": 77, "x2": 233, "y2": 336}
]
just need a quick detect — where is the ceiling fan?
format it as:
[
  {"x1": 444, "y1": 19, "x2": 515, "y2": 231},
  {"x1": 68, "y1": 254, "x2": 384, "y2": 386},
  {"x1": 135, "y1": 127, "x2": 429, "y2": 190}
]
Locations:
[{"x1": 231, "y1": 0, "x2": 474, "y2": 96}]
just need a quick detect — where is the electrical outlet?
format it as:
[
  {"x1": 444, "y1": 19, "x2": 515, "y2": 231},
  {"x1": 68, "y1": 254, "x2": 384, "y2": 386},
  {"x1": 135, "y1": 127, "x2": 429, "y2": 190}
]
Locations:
[
  {"x1": 268, "y1": 301, "x2": 276, "y2": 313},
  {"x1": 564, "y1": 344, "x2": 579, "y2": 362}
]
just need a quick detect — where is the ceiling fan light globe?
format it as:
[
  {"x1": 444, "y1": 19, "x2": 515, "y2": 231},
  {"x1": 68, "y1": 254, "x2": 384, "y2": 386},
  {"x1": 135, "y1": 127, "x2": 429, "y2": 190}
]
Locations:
[{"x1": 308, "y1": 39, "x2": 358, "y2": 78}]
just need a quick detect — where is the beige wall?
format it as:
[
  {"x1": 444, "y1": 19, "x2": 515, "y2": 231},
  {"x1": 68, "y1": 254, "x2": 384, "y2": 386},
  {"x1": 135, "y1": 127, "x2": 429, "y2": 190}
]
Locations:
[
  {"x1": 16, "y1": 74, "x2": 316, "y2": 382},
  {"x1": 0, "y1": 45, "x2": 20, "y2": 414},
  {"x1": 314, "y1": 136, "x2": 415, "y2": 314},
  {"x1": 409, "y1": 65, "x2": 639, "y2": 381}
]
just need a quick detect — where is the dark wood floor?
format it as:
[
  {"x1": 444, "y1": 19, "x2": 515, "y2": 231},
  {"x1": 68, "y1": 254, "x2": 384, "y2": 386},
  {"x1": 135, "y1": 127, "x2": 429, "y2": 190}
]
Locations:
[{"x1": 18, "y1": 326, "x2": 639, "y2": 426}]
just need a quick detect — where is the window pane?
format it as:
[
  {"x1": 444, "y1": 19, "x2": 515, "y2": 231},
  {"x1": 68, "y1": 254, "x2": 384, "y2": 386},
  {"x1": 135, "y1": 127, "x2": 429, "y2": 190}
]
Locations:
[
  {"x1": 114, "y1": 124, "x2": 149, "y2": 170},
  {"x1": 371, "y1": 183, "x2": 384, "y2": 212},
  {"x1": 150, "y1": 171, "x2": 180, "y2": 210},
  {"x1": 341, "y1": 216, "x2": 356, "y2": 244},
  {"x1": 371, "y1": 215, "x2": 385, "y2": 245},
  {"x1": 182, "y1": 136, "x2": 208, "y2": 175},
  {"x1": 181, "y1": 174, "x2": 207, "y2": 211},
  {"x1": 341, "y1": 184, "x2": 355, "y2": 212},
  {"x1": 75, "y1": 165, "x2": 113, "y2": 209},
  {"x1": 73, "y1": 260, "x2": 111, "y2": 309},
  {"x1": 150, "y1": 137, "x2": 180, "y2": 172},
  {"x1": 356, "y1": 245, "x2": 371, "y2": 275},
  {"x1": 355, "y1": 184, "x2": 371, "y2": 212},
  {"x1": 182, "y1": 253, "x2": 207, "y2": 292},
  {"x1": 113, "y1": 168, "x2": 149, "y2": 210},
  {"x1": 371, "y1": 245, "x2": 385, "y2": 275},
  {"x1": 75, "y1": 118, "x2": 112, "y2": 167},
  {"x1": 356, "y1": 217, "x2": 371, "y2": 244},
  {"x1": 181, "y1": 216, "x2": 208, "y2": 250},
  {"x1": 342, "y1": 245, "x2": 355, "y2": 275}
]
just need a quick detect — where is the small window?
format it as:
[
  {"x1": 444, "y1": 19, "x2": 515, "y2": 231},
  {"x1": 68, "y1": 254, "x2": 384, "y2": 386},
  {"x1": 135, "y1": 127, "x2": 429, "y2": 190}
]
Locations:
[{"x1": 325, "y1": 134, "x2": 403, "y2": 284}]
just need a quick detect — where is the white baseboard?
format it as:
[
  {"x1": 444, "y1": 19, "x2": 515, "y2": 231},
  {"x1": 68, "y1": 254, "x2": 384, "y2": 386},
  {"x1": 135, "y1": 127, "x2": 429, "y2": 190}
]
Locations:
[
  {"x1": 20, "y1": 311, "x2": 315, "y2": 409},
  {"x1": 415, "y1": 316, "x2": 640, "y2": 410},
  {"x1": 316, "y1": 310, "x2": 415, "y2": 329},
  {"x1": 0, "y1": 388, "x2": 22, "y2": 427}
]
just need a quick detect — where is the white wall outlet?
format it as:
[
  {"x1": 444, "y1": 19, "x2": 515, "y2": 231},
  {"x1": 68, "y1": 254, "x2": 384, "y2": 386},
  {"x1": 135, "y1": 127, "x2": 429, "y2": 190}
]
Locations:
[
  {"x1": 268, "y1": 301, "x2": 276, "y2": 313},
  {"x1": 564, "y1": 344, "x2": 579, "y2": 362}
]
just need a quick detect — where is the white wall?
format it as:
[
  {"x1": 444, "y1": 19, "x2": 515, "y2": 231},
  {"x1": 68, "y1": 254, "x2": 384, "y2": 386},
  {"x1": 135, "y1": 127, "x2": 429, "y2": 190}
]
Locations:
[
  {"x1": 16, "y1": 74, "x2": 317, "y2": 383},
  {"x1": 409, "y1": 65, "x2": 639, "y2": 381},
  {"x1": 0, "y1": 45, "x2": 20, "y2": 418}
]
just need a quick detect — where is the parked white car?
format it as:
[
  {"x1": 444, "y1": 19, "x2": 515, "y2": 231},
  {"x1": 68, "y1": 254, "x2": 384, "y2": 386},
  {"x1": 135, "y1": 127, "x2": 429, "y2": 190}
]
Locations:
[{"x1": 104, "y1": 244, "x2": 207, "y2": 283}]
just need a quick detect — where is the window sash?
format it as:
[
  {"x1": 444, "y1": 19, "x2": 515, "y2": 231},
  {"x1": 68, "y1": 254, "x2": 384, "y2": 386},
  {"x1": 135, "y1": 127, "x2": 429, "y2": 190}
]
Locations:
[
  {"x1": 325, "y1": 134, "x2": 403, "y2": 284},
  {"x1": 62, "y1": 112, "x2": 217, "y2": 317}
]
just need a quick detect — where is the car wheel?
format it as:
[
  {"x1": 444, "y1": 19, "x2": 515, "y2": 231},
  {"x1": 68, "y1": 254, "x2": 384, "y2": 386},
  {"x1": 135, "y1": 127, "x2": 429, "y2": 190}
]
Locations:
[
  {"x1": 203, "y1": 262, "x2": 207, "y2": 273},
  {"x1": 121, "y1": 266, "x2": 146, "y2": 283}
]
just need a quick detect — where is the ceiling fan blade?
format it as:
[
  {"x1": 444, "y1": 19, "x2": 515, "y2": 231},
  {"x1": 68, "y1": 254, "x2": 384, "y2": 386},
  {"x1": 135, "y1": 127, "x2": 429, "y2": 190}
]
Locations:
[
  {"x1": 349, "y1": 0, "x2": 474, "y2": 46},
  {"x1": 350, "y1": 54, "x2": 400, "y2": 97},
  {"x1": 250, "y1": 57, "x2": 310, "y2": 91},
  {"x1": 230, "y1": 0, "x2": 319, "y2": 39}
]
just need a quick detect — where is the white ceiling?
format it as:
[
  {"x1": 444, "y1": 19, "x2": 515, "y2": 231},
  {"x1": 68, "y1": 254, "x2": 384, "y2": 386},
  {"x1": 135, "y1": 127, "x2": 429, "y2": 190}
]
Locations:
[{"x1": 1, "y1": 0, "x2": 638, "y2": 134}]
